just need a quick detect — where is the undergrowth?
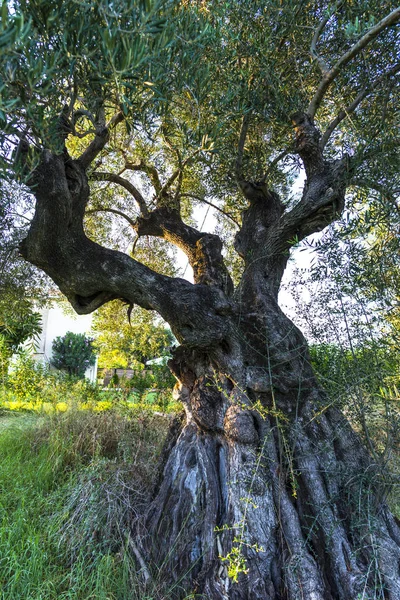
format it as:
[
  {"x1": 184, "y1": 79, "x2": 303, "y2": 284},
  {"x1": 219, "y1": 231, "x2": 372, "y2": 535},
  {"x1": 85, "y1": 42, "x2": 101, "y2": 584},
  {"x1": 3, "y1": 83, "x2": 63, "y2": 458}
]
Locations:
[{"x1": 0, "y1": 408, "x2": 188, "y2": 600}]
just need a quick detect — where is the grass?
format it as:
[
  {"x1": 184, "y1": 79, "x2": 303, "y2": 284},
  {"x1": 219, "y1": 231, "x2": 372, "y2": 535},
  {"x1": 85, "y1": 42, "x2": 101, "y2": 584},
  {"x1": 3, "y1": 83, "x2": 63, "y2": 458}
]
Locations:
[{"x1": 0, "y1": 407, "x2": 177, "y2": 600}]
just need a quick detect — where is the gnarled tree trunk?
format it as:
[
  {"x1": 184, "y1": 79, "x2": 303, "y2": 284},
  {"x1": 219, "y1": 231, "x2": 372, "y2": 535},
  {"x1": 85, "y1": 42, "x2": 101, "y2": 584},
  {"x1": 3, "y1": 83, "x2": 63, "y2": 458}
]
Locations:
[
  {"x1": 19, "y1": 114, "x2": 400, "y2": 599},
  {"x1": 146, "y1": 301, "x2": 400, "y2": 599}
]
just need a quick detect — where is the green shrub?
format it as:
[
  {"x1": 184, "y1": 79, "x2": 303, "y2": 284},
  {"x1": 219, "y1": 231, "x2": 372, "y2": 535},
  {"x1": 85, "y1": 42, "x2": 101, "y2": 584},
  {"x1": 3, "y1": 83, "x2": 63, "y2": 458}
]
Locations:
[
  {"x1": 52, "y1": 331, "x2": 96, "y2": 378},
  {"x1": 0, "y1": 302, "x2": 42, "y2": 381},
  {"x1": 7, "y1": 352, "x2": 50, "y2": 400}
]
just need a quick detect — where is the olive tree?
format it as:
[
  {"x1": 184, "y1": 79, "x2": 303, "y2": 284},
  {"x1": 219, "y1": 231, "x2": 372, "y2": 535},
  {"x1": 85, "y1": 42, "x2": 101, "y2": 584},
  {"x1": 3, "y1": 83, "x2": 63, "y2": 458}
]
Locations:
[{"x1": 1, "y1": 1, "x2": 400, "y2": 597}]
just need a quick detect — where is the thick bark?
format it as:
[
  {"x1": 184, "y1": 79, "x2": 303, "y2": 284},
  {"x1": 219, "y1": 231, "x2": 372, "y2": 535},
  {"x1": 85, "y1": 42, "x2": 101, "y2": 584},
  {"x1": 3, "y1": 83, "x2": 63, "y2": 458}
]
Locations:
[
  {"x1": 140, "y1": 118, "x2": 400, "y2": 597},
  {"x1": 144, "y1": 299, "x2": 400, "y2": 599},
  {"x1": 19, "y1": 117, "x2": 400, "y2": 598}
]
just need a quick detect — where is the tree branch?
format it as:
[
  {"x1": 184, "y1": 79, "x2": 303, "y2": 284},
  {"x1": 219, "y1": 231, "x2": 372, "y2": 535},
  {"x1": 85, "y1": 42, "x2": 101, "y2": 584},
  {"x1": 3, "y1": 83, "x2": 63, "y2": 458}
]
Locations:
[
  {"x1": 235, "y1": 113, "x2": 251, "y2": 186},
  {"x1": 158, "y1": 148, "x2": 202, "y2": 199},
  {"x1": 135, "y1": 207, "x2": 234, "y2": 295},
  {"x1": 261, "y1": 147, "x2": 293, "y2": 182},
  {"x1": 278, "y1": 157, "x2": 348, "y2": 245},
  {"x1": 179, "y1": 193, "x2": 240, "y2": 227},
  {"x1": 307, "y1": 7, "x2": 400, "y2": 118},
  {"x1": 78, "y1": 111, "x2": 124, "y2": 169},
  {"x1": 124, "y1": 159, "x2": 162, "y2": 195},
  {"x1": 72, "y1": 109, "x2": 96, "y2": 127},
  {"x1": 20, "y1": 151, "x2": 231, "y2": 347},
  {"x1": 90, "y1": 172, "x2": 149, "y2": 217},
  {"x1": 310, "y1": 3, "x2": 342, "y2": 75},
  {"x1": 85, "y1": 207, "x2": 137, "y2": 227},
  {"x1": 320, "y1": 62, "x2": 400, "y2": 148},
  {"x1": 350, "y1": 177, "x2": 400, "y2": 214},
  {"x1": 91, "y1": 161, "x2": 233, "y2": 292}
]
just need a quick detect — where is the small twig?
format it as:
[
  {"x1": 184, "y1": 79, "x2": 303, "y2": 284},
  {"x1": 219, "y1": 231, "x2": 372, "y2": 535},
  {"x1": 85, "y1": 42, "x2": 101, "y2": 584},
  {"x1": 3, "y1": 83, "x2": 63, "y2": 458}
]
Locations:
[
  {"x1": 131, "y1": 235, "x2": 140, "y2": 255},
  {"x1": 174, "y1": 169, "x2": 183, "y2": 203},
  {"x1": 310, "y1": 4, "x2": 342, "y2": 75}
]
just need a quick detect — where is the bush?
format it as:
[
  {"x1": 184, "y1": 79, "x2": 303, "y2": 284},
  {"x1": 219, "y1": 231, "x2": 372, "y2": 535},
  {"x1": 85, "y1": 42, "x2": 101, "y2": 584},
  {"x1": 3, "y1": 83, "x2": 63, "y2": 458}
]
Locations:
[
  {"x1": 51, "y1": 331, "x2": 96, "y2": 378},
  {"x1": 7, "y1": 352, "x2": 50, "y2": 401}
]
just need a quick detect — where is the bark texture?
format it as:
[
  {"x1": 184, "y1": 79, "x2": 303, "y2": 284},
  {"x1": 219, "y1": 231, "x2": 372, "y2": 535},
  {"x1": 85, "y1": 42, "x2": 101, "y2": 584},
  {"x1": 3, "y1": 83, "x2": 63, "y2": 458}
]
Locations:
[
  {"x1": 19, "y1": 115, "x2": 400, "y2": 599},
  {"x1": 145, "y1": 295, "x2": 400, "y2": 599}
]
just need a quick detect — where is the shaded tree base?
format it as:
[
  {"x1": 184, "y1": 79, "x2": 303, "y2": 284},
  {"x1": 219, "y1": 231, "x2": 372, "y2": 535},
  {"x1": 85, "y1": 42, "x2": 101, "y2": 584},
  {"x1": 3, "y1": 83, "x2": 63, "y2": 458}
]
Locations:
[{"x1": 140, "y1": 398, "x2": 400, "y2": 600}]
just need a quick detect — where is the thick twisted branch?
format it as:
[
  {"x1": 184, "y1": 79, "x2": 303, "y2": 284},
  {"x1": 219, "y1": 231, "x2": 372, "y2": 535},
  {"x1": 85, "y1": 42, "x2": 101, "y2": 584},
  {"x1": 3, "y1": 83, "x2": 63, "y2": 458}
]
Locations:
[
  {"x1": 135, "y1": 207, "x2": 234, "y2": 295},
  {"x1": 19, "y1": 151, "x2": 231, "y2": 347}
]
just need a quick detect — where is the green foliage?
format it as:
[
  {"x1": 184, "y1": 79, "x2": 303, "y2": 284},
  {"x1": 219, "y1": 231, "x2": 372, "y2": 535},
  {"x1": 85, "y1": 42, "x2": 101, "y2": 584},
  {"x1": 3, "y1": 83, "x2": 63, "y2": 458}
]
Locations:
[
  {"x1": 0, "y1": 307, "x2": 41, "y2": 353},
  {"x1": 51, "y1": 331, "x2": 96, "y2": 378},
  {"x1": 7, "y1": 352, "x2": 48, "y2": 400},
  {"x1": 310, "y1": 341, "x2": 400, "y2": 400},
  {"x1": 1, "y1": 352, "x2": 179, "y2": 414},
  {"x1": 0, "y1": 297, "x2": 42, "y2": 380},
  {"x1": 0, "y1": 0, "x2": 398, "y2": 258},
  {"x1": 93, "y1": 300, "x2": 175, "y2": 368},
  {"x1": 310, "y1": 340, "x2": 400, "y2": 464},
  {"x1": 0, "y1": 0, "x2": 196, "y2": 150}
]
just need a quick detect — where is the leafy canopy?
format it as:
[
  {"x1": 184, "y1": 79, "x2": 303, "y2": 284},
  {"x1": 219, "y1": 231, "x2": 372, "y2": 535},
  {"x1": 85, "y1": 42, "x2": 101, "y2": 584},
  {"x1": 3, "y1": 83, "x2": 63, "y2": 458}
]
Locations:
[{"x1": 0, "y1": 0, "x2": 398, "y2": 302}]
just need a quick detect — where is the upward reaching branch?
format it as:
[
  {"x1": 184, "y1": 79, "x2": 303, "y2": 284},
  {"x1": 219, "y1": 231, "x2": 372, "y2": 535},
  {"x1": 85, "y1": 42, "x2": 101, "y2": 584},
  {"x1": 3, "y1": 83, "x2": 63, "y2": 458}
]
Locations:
[
  {"x1": 310, "y1": 3, "x2": 342, "y2": 75},
  {"x1": 79, "y1": 111, "x2": 124, "y2": 169},
  {"x1": 124, "y1": 159, "x2": 162, "y2": 196},
  {"x1": 235, "y1": 114, "x2": 251, "y2": 187},
  {"x1": 320, "y1": 62, "x2": 400, "y2": 148},
  {"x1": 308, "y1": 7, "x2": 400, "y2": 119}
]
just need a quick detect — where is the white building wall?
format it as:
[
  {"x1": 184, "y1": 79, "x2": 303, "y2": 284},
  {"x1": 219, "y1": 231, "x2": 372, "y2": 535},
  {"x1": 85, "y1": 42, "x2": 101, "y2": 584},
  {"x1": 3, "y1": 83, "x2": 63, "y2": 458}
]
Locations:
[{"x1": 33, "y1": 303, "x2": 97, "y2": 382}]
